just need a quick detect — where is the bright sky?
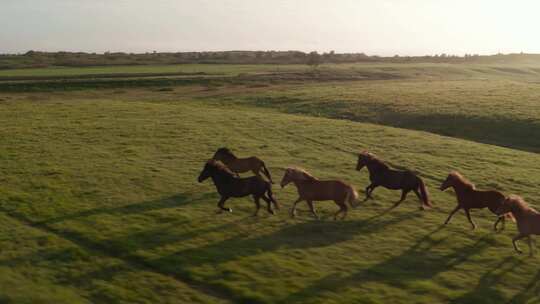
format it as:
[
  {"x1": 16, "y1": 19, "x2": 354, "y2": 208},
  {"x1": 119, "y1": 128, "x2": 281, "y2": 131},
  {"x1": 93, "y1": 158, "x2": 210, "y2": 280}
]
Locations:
[{"x1": 2, "y1": 0, "x2": 540, "y2": 56}]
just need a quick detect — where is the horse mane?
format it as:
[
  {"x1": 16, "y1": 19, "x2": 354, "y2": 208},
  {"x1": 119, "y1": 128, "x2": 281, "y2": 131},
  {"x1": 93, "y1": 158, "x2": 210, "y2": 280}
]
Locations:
[
  {"x1": 360, "y1": 151, "x2": 390, "y2": 170},
  {"x1": 207, "y1": 159, "x2": 236, "y2": 178},
  {"x1": 286, "y1": 167, "x2": 319, "y2": 181},
  {"x1": 506, "y1": 195, "x2": 536, "y2": 213},
  {"x1": 216, "y1": 147, "x2": 236, "y2": 158},
  {"x1": 449, "y1": 171, "x2": 476, "y2": 189}
]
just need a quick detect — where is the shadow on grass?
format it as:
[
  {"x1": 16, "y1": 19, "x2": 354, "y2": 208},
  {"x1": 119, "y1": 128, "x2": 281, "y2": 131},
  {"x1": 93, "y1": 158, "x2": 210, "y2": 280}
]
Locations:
[
  {"x1": 508, "y1": 267, "x2": 540, "y2": 304},
  {"x1": 450, "y1": 256, "x2": 524, "y2": 304},
  {"x1": 102, "y1": 209, "x2": 416, "y2": 304},
  {"x1": 38, "y1": 192, "x2": 215, "y2": 225},
  {"x1": 279, "y1": 226, "x2": 494, "y2": 303},
  {"x1": 151, "y1": 209, "x2": 417, "y2": 268}
]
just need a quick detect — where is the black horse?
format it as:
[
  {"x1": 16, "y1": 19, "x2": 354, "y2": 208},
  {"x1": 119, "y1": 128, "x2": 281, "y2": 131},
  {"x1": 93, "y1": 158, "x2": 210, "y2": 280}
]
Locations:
[
  {"x1": 198, "y1": 160, "x2": 279, "y2": 215},
  {"x1": 356, "y1": 151, "x2": 432, "y2": 209}
]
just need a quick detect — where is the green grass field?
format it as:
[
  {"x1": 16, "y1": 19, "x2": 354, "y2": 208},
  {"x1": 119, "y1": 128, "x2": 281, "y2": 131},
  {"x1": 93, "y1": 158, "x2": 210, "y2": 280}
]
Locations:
[{"x1": 1, "y1": 63, "x2": 540, "y2": 303}]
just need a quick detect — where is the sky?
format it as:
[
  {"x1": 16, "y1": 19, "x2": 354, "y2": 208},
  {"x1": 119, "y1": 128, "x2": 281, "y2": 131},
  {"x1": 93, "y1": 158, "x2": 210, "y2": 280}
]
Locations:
[{"x1": 2, "y1": 0, "x2": 540, "y2": 56}]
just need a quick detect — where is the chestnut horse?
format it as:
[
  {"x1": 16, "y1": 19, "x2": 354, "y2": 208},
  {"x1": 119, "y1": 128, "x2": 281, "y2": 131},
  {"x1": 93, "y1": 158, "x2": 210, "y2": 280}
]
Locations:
[
  {"x1": 440, "y1": 171, "x2": 512, "y2": 230},
  {"x1": 213, "y1": 148, "x2": 273, "y2": 183},
  {"x1": 198, "y1": 160, "x2": 279, "y2": 216},
  {"x1": 280, "y1": 167, "x2": 358, "y2": 220},
  {"x1": 497, "y1": 195, "x2": 540, "y2": 256},
  {"x1": 356, "y1": 151, "x2": 432, "y2": 209}
]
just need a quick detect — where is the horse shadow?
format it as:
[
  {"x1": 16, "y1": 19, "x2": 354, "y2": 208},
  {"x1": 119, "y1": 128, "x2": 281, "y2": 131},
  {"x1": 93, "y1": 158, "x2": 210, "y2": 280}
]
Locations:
[
  {"x1": 507, "y1": 266, "x2": 540, "y2": 304},
  {"x1": 279, "y1": 226, "x2": 494, "y2": 303},
  {"x1": 38, "y1": 192, "x2": 215, "y2": 225},
  {"x1": 449, "y1": 256, "x2": 524, "y2": 304},
  {"x1": 145, "y1": 208, "x2": 419, "y2": 274}
]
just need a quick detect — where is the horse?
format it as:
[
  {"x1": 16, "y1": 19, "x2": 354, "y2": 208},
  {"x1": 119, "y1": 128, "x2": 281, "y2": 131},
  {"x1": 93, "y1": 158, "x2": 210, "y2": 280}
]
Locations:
[
  {"x1": 440, "y1": 171, "x2": 512, "y2": 230},
  {"x1": 355, "y1": 151, "x2": 432, "y2": 209},
  {"x1": 280, "y1": 167, "x2": 358, "y2": 220},
  {"x1": 496, "y1": 195, "x2": 540, "y2": 256},
  {"x1": 212, "y1": 148, "x2": 274, "y2": 183},
  {"x1": 197, "y1": 159, "x2": 279, "y2": 216}
]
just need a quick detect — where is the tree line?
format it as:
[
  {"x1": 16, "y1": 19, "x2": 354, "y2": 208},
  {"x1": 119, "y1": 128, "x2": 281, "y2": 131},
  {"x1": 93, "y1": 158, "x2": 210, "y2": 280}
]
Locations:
[{"x1": 1, "y1": 50, "x2": 539, "y2": 69}]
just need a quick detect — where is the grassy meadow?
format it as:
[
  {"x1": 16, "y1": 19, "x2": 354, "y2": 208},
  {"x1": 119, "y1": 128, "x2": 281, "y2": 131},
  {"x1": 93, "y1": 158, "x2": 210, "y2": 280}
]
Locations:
[{"x1": 1, "y1": 62, "x2": 540, "y2": 303}]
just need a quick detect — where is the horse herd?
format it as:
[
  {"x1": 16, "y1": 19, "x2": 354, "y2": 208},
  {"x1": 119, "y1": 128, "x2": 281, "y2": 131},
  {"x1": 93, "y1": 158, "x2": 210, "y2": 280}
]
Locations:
[{"x1": 198, "y1": 148, "x2": 540, "y2": 256}]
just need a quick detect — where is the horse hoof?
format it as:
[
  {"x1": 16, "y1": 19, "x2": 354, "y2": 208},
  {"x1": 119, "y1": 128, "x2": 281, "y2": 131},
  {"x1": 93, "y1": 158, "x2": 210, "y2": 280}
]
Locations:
[{"x1": 227, "y1": 208, "x2": 233, "y2": 213}]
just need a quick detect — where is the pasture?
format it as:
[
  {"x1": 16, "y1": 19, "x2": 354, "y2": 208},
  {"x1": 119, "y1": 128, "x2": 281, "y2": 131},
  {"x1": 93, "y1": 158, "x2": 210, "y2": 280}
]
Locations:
[{"x1": 1, "y1": 63, "x2": 540, "y2": 303}]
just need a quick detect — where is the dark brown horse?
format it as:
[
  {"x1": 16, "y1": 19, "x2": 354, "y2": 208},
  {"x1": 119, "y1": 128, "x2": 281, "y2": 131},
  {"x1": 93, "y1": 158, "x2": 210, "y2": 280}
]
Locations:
[
  {"x1": 281, "y1": 167, "x2": 358, "y2": 220},
  {"x1": 497, "y1": 195, "x2": 540, "y2": 256},
  {"x1": 212, "y1": 148, "x2": 273, "y2": 183},
  {"x1": 198, "y1": 159, "x2": 279, "y2": 216},
  {"x1": 356, "y1": 151, "x2": 432, "y2": 209},
  {"x1": 440, "y1": 171, "x2": 512, "y2": 230}
]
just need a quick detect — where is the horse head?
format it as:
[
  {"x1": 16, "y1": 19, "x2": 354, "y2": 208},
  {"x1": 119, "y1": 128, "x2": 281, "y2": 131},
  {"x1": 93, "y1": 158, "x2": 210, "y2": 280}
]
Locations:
[
  {"x1": 281, "y1": 167, "x2": 318, "y2": 188},
  {"x1": 356, "y1": 151, "x2": 372, "y2": 171},
  {"x1": 198, "y1": 160, "x2": 216, "y2": 182}
]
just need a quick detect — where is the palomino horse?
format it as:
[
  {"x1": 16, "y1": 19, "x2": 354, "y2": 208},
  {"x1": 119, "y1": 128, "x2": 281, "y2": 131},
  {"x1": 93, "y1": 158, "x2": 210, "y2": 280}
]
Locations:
[
  {"x1": 198, "y1": 160, "x2": 279, "y2": 216},
  {"x1": 213, "y1": 148, "x2": 274, "y2": 183},
  {"x1": 280, "y1": 167, "x2": 358, "y2": 220},
  {"x1": 440, "y1": 171, "x2": 512, "y2": 230},
  {"x1": 497, "y1": 195, "x2": 540, "y2": 256},
  {"x1": 356, "y1": 151, "x2": 432, "y2": 209}
]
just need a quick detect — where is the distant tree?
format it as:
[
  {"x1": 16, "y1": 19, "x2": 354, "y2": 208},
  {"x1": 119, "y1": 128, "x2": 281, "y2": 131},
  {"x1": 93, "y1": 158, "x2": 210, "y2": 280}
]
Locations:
[{"x1": 306, "y1": 51, "x2": 321, "y2": 69}]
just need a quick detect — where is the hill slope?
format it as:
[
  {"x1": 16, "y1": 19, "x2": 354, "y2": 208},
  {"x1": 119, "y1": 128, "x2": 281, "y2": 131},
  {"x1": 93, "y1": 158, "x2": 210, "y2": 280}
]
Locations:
[{"x1": 1, "y1": 98, "x2": 539, "y2": 303}]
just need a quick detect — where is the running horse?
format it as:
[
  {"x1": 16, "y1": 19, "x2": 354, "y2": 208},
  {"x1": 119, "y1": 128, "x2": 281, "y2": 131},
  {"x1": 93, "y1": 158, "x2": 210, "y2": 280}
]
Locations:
[
  {"x1": 496, "y1": 195, "x2": 540, "y2": 256},
  {"x1": 355, "y1": 151, "x2": 432, "y2": 209},
  {"x1": 198, "y1": 159, "x2": 279, "y2": 216},
  {"x1": 280, "y1": 167, "x2": 358, "y2": 220},
  {"x1": 212, "y1": 148, "x2": 274, "y2": 183},
  {"x1": 440, "y1": 171, "x2": 513, "y2": 230}
]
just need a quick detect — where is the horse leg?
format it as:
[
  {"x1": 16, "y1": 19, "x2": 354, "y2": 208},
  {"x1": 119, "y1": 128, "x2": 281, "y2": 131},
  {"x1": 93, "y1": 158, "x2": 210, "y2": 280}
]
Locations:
[
  {"x1": 464, "y1": 209, "x2": 477, "y2": 230},
  {"x1": 393, "y1": 189, "x2": 410, "y2": 208},
  {"x1": 512, "y1": 233, "x2": 526, "y2": 254},
  {"x1": 340, "y1": 202, "x2": 348, "y2": 220},
  {"x1": 290, "y1": 197, "x2": 303, "y2": 218},
  {"x1": 444, "y1": 205, "x2": 461, "y2": 225},
  {"x1": 261, "y1": 195, "x2": 275, "y2": 215},
  {"x1": 217, "y1": 196, "x2": 231, "y2": 213},
  {"x1": 494, "y1": 216, "x2": 504, "y2": 232},
  {"x1": 363, "y1": 185, "x2": 372, "y2": 201},
  {"x1": 364, "y1": 184, "x2": 377, "y2": 201},
  {"x1": 266, "y1": 187, "x2": 279, "y2": 210},
  {"x1": 528, "y1": 236, "x2": 534, "y2": 257},
  {"x1": 306, "y1": 200, "x2": 319, "y2": 219},
  {"x1": 333, "y1": 201, "x2": 347, "y2": 220},
  {"x1": 252, "y1": 195, "x2": 261, "y2": 217},
  {"x1": 412, "y1": 188, "x2": 426, "y2": 209}
]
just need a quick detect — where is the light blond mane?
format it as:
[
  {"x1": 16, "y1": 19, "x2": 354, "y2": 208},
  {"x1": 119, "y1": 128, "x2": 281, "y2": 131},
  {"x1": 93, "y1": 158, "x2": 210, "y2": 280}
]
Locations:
[
  {"x1": 449, "y1": 171, "x2": 475, "y2": 189},
  {"x1": 285, "y1": 167, "x2": 319, "y2": 181},
  {"x1": 506, "y1": 195, "x2": 537, "y2": 213}
]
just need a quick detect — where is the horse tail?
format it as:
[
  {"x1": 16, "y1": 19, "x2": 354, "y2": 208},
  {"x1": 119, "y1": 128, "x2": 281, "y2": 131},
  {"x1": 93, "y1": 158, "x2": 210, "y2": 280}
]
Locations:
[
  {"x1": 261, "y1": 162, "x2": 274, "y2": 184},
  {"x1": 417, "y1": 177, "x2": 432, "y2": 207},
  {"x1": 346, "y1": 186, "x2": 359, "y2": 208},
  {"x1": 267, "y1": 185, "x2": 280, "y2": 210}
]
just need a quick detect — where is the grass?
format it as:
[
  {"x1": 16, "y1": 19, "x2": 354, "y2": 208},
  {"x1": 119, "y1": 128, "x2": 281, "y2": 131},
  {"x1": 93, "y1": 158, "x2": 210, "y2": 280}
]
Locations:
[{"x1": 1, "y1": 92, "x2": 540, "y2": 303}]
